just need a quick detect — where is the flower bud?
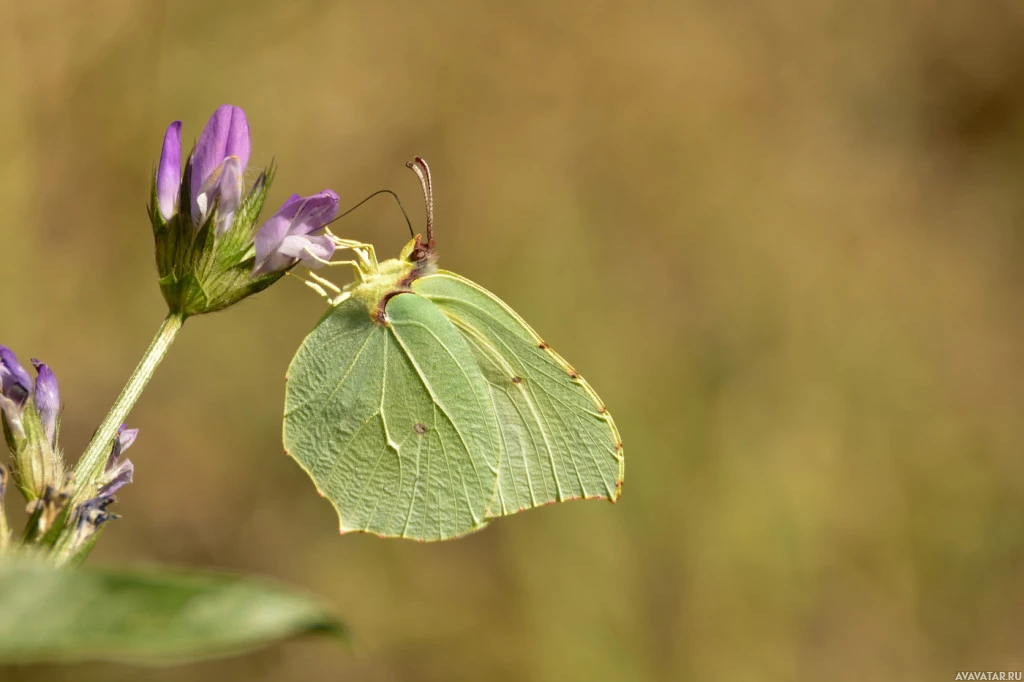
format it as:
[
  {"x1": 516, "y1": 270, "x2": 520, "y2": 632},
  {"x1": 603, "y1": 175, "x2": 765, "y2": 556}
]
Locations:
[
  {"x1": 149, "y1": 104, "x2": 340, "y2": 317},
  {"x1": 0, "y1": 347, "x2": 66, "y2": 501},
  {"x1": 0, "y1": 345, "x2": 31, "y2": 447},
  {"x1": 31, "y1": 359, "x2": 60, "y2": 447},
  {"x1": 156, "y1": 121, "x2": 182, "y2": 221}
]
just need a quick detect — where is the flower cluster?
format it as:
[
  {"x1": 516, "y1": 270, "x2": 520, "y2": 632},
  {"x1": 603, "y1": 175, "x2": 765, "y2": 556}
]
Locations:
[
  {"x1": 1, "y1": 346, "x2": 140, "y2": 548},
  {"x1": 151, "y1": 104, "x2": 340, "y2": 317}
]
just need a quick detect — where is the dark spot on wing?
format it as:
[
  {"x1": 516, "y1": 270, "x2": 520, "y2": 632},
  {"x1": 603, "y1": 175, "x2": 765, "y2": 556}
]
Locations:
[
  {"x1": 615, "y1": 442, "x2": 624, "y2": 453},
  {"x1": 537, "y1": 342, "x2": 549, "y2": 350},
  {"x1": 598, "y1": 405, "x2": 608, "y2": 414},
  {"x1": 511, "y1": 376, "x2": 523, "y2": 384},
  {"x1": 567, "y1": 370, "x2": 579, "y2": 380},
  {"x1": 413, "y1": 422, "x2": 428, "y2": 435}
]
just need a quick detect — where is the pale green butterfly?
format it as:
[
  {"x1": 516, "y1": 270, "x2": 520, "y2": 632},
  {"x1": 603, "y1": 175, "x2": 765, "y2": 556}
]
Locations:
[{"x1": 283, "y1": 158, "x2": 623, "y2": 540}]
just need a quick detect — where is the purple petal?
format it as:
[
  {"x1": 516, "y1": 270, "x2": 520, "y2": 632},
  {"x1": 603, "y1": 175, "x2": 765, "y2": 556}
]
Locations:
[
  {"x1": 30, "y1": 360, "x2": 59, "y2": 446},
  {"x1": 193, "y1": 156, "x2": 243, "y2": 230},
  {"x1": 117, "y1": 425, "x2": 139, "y2": 453},
  {"x1": 253, "y1": 194, "x2": 302, "y2": 271},
  {"x1": 280, "y1": 234, "x2": 336, "y2": 268},
  {"x1": 214, "y1": 156, "x2": 243, "y2": 235},
  {"x1": 190, "y1": 105, "x2": 250, "y2": 215},
  {"x1": 156, "y1": 121, "x2": 182, "y2": 220},
  {"x1": 222, "y1": 109, "x2": 250, "y2": 169},
  {"x1": 0, "y1": 395, "x2": 24, "y2": 440},
  {"x1": 106, "y1": 424, "x2": 139, "y2": 471},
  {"x1": 98, "y1": 458, "x2": 134, "y2": 497},
  {"x1": 252, "y1": 250, "x2": 297, "y2": 277},
  {"x1": 286, "y1": 190, "x2": 340, "y2": 237},
  {"x1": 0, "y1": 346, "x2": 31, "y2": 405},
  {"x1": 252, "y1": 190, "x2": 340, "y2": 275}
]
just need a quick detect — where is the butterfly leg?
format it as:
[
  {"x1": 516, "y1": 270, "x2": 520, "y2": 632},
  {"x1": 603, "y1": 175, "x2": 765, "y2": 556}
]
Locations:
[
  {"x1": 324, "y1": 229, "x2": 379, "y2": 275},
  {"x1": 306, "y1": 271, "x2": 352, "y2": 305},
  {"x1": 290, "y1": 269, "x2": 353, "y2": 306},
  {"x1": 291, "y1": 272, "x2": 333, "y2": 302},
  {"x1": 305, "y1": 270, "x2": 343, "y2": 296},
  {"x1": 302, "y1": 245, "x2": 365, "y2": 279}
]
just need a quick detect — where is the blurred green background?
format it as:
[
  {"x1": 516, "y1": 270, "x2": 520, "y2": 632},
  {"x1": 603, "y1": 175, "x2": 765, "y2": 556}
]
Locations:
[{"x1": 3, "y1": 0, "x2": 1024, "y2": 679}]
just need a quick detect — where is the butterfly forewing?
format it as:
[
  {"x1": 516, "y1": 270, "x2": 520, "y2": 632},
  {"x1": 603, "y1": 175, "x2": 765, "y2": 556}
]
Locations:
[{"x1": 413, "y1": 271, "x2": 624, "y2": 517}]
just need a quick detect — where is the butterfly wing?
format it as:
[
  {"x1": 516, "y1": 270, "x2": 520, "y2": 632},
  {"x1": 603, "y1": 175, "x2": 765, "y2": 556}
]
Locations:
[
  {"x1": 284, "y1": 292, "x2": 500, "y2": 540},
  {"x1": 413, "y1": 271, "x2": 624, "y2": 517}
]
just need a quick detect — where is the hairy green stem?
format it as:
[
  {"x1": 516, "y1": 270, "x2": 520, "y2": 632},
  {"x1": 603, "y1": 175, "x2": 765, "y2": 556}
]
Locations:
[{"x1": 72, "y1": 314, "x2": 185, "y2": 496}]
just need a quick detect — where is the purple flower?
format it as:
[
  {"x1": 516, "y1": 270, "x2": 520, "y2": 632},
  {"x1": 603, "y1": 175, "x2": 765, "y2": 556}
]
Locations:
[
  {"x1": 69, "y1": 495, "x2": 120, "y2": 551},
  {"x1": 156, "y1": 121, "x2": 182, "y2": 221},
  {"x1": 98, "y1": 424, "x2": 137, "y2": 497},
  {"x1": 190, "y1": 105, "x2": 250, "y2": 235},
  {"x1": 30, "y1": 359, "x2": 59, "y2": 447},
  {"x1": 0, "y1": 346, "x2": 31, "y2": 405},
  {"x1": 149, "y1": 104, "x2": 343, "y2": 316},
  {"x1": 0, "y1": 346, "x2": 31, "y2": 439},
  {"x1": 253, "y1": 191, "x2": 340, "y2": 275}
]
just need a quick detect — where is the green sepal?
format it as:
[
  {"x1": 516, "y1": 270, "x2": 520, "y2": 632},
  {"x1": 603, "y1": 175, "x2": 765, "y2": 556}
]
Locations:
[
  {"x1": 189, "y1": 211, "x2": 218, "y2": 282},
  {"x1": 151, "y1": 162, "x2": 283, "y2": 318},
  {"x1": 1, "y1": 416, "x2": 16, "y2": 459},
  {"x1": 219, "y1": 163, "x2": 275, "y2": 262},
  {"x1": 6, "y1": 405, "x2": 65, "y2": 504},
  {"x1": 147, "y1": 165, "x2": 168, "y2": 246}
]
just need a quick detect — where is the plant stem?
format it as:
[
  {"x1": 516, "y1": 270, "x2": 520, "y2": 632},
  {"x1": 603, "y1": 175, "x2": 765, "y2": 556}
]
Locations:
[
  {"x1": 71, "y1": 313, "x2": 185, "y2": 496},
  {"x1": 0, "y1": 466, "x2": 8, "y2": 551}
]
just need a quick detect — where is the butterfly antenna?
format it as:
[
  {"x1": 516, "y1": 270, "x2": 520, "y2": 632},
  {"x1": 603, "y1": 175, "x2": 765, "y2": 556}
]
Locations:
[
  {"x1": 406, "y1": 157, "x2": 434, "y2": 246},
  {"x1": 326, "y1": 189, "x2": 414, "y2": 238}
]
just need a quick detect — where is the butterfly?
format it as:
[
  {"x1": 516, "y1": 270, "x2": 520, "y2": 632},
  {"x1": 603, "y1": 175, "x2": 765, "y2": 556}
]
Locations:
[{"x1": 283, "y1": 158, "x2": 623, "y2": 540}]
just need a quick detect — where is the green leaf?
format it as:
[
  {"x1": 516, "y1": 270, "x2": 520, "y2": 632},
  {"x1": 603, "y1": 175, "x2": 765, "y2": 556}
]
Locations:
[
  {"x1": 284, "y1": 265, "x2": 623, "y2": 542},
  {"x1": 0, "y1": 561, "x2": 345, "y2": 665}
]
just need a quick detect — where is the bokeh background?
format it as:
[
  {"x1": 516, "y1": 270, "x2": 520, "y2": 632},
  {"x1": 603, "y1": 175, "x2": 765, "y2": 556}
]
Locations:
[{"x1": 3, "y1": 0, "x2": 1024, "y2": 679}]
